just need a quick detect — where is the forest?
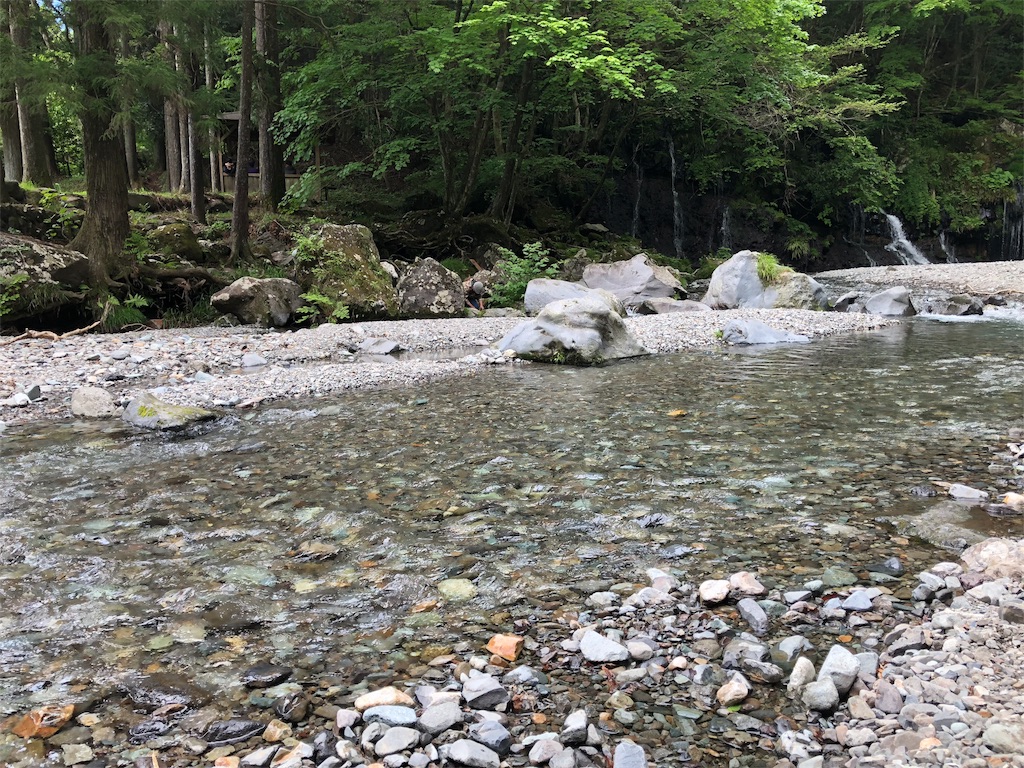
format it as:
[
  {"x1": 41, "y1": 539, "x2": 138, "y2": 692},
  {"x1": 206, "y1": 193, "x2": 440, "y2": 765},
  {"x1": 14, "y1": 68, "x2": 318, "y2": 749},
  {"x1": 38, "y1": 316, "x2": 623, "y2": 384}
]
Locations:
[{"x1": 0, "y1": 0, "x2": 1021, "y2": 325}]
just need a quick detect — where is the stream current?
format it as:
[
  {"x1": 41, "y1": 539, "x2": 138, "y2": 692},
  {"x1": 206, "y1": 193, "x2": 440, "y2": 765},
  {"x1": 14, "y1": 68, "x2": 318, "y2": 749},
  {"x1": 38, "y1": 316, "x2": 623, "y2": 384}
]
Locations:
[{"x1": 0, "y1": 317, "x2": 1021, "y2": 722}]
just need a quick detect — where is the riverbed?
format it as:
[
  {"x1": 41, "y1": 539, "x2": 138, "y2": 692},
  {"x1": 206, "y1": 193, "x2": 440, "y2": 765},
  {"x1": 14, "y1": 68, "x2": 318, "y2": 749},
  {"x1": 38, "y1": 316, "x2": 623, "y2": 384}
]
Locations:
[{"x1": 0, "y1": 315, "x2": 1021, "y2": 767}]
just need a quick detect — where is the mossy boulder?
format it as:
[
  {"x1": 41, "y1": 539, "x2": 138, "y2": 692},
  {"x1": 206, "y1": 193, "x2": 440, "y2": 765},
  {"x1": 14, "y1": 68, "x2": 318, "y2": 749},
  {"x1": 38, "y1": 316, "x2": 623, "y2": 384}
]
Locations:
[
  {"x1": 305, "y1": 224, "x2": 398, "y2": 319},
  {"x1": 123, "y1": 391, "x2": 217, "y2": 431},
  {"x1": 0, "y1": 232, "x2": 90, "y2": 322},
  {"x1": 150, "y1": 222, "x2": 204, "y2": 262}
]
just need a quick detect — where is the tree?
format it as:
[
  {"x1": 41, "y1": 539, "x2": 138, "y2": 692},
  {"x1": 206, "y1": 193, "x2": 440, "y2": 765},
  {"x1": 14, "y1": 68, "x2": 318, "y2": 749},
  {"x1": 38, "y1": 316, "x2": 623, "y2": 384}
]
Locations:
[
  {"x1": 67, "y1": 0, "x2": 130, "y2": 296},
  {"x1": 8, "y1": 0, "x2": 53, "y2": 186},
  {"x1": 230, "y1": 0, "x2": 254, "y2": 260},
  {"x1": 256, "y1": 0, "x2": 284, "y2": 209}
]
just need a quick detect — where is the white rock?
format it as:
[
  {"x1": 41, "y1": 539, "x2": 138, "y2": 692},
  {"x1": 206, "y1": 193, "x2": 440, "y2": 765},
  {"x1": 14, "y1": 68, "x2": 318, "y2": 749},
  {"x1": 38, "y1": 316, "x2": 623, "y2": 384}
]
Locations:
[
  {"x1": 698, "y1": 579, "x2": 730, "y2": 604},
  {"x1": 579, "y1": 630, "x2": 629, "y2": 663}
]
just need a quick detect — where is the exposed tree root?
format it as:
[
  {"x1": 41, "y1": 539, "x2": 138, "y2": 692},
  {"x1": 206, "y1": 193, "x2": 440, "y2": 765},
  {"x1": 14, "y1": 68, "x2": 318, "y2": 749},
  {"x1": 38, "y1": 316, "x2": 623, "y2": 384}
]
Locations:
[{"x1": 135, "y1": 264, "x2": 231, "y2": 288}]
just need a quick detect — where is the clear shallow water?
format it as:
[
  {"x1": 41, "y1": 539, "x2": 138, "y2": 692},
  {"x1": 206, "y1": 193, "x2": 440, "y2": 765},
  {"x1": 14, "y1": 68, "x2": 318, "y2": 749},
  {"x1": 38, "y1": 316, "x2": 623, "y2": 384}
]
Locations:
[{"x1": 0, "y1": 318, "x2": 1021, "y2": 716}]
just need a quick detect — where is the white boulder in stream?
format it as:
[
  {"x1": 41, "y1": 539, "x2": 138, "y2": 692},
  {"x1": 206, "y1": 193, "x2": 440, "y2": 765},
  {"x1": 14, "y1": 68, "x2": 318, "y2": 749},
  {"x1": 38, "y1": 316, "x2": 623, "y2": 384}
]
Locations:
[
  {"x1": 497, "y1": 297, "x2": 649, "y2": 365},
  {"x1": 122, "y1": 391, "x2": 216, "y2": 430},
  {"x1": 863, "y1": 286, "x2": 916, "y2": 316}
]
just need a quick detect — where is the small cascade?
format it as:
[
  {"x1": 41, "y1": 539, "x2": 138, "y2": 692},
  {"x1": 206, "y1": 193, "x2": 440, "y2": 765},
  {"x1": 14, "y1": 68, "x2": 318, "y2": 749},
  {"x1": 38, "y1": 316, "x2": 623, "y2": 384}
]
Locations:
[
  {"x1": 861, "y1": 247, "x2": 878, "y2": 267},
  {"x1": 631, "y1": 150, "x2": 643, "y2": 238},
  {"x1": 939, "y1": 231, "x2": 957, "y2": 263},
  {"x1": 1004, "y1": 183, "x2": 1024, "y2": 260},
  {"x1": 720, "y1": 206, "x2": 733, "y2": 252},
  {"x1": 884, "y1": 213, "x2": 930, "y2": 265},
  {"x1": 668, "y1": 138, "x2": 684, "y2": 259}
]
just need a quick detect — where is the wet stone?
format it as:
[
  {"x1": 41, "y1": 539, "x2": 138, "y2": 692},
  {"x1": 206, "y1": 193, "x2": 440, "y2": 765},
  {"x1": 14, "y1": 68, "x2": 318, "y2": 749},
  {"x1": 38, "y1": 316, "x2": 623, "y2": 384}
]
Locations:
[
  {"x1": 821, "y1": 567, "x2": 858, "y2": 587},
  {"x1": 374, "y1": 726, "x2": 421, "y2": 756},
  {"x1": 613, "y1": 739, "x2": 649, "y2": 768},
  {"x1": 468, "y1": 720, "x2": 513, "y2": 756},
  {"x1": 737, "y1": 597, "x2": 769, "y2": 635},
  {"x1": 240, "y1": 664, "x2": 293, "y2": 689},
  {"x1": 125, "y1": 675, "x2": 213, "y2": 712},
  {"x1": 528, "y1": 738, "x2": 565, "y2": 763},
  {"x1": 240, "y1": 746, "x2": 278, "y2": 768},
  {"x1": 443, "y1": 739, "x2": 500, "y2": 768},
  {"x1": 462, "y1": 676, "x2": 509, "y2": 710},
  {"x1": 419, "y1": 701, "x2": 463, "y2": 735},
  {"x1": 61, "y1": 744, "x2": 94, "y2": 766},
  {"x1": 364, "y1": 705, "x2": 418, "y2": 728}
]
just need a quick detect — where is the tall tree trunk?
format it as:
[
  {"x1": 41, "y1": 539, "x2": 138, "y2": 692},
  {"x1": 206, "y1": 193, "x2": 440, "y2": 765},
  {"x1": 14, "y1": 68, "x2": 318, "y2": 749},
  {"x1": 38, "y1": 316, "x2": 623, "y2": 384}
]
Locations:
[
  {"x1": 188, "y1": 110, "x2": 205, "y2": 224},
  {"x1": 256, "y1": 0, "x2": 284, "y2": 209},
  {"x1": 230, "y1": 0, "x2": 255, "y2": 261},
  {"x1": 0, "y1": 99, "x2": 22, "y2": 182},
  {"x1": 159, "y1": 20, "x2": 181, "y2": 192},
  {"x1": 205, "y1": 27, "x2": 219, "y2": 192},
  {"x1": 489, "y1": 62, "x2": 534, "y2": 222},
  {"x1": 68, "y1": 0, "x2": 130, "y2": 298},
  {"x1": 10, "y1": 0, "x2": 52, "y2": 186},
  {"x1": 121, "y1": 35, "x2": 139, "y2": 187}
]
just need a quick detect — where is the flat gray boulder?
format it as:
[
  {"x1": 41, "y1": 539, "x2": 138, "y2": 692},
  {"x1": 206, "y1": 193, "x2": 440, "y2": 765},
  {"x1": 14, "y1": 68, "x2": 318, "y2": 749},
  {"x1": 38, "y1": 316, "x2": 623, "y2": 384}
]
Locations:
[
  {"x1": 923, "y1": 294, "x2": 984, "y2": 316},
  {"x1": 397, "y1": 257, "x2": 464, "y2": 317},
  {"x1": 211, "y1": 276, "x2": 303, "y2": 327},
  {"x1": 581, "y1": 254, "x2": 684, "y2": 309},
  {"x1": 722, "y1": 319, "x2": 809, "y2": 345},
  {"x1": 635, "y1": 297, "x2": 711, "y2": 314},
  {"x1": 864, "y1": 286, "x2": 916, "y2": 316},
  {"x1": 497, "y1": 297, "x2": 649, "y2": 365},
  {"x1": 523, "y1": 278, "x2": 623, "y2": 316},
  {"x1": 123, "y1": 391, "x2": 217, "y2": 431}
]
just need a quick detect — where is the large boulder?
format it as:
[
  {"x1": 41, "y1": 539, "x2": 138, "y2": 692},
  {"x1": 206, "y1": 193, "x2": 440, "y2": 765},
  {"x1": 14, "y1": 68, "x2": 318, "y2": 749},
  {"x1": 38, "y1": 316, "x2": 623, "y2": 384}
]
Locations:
[
  {"x1": 497, "y1": 297, "x2": 649, "y2": 365},
  {"x1": 703, "y1": 251, "x2": 827, "y2": 310},
  {"x1": 722, "y1": 318, "x2": 809, "y2": 345},
  {"x1": 771, "y1": 271, "x2": 830, "y2": 310},
  {"x1": 397, "y1": 257, "x2": 464, "y2": 317},
  {"x1": 961, "y1": 538, "x2": 1024, "y2": 580},
  {"x1": 305, "y1": 224, "x2": 399, "y2": 319},
  {"x1": 703, "y1": 251, "x2": 768, "y2": 309},
  {"x1": 580, "y1": 254, "x2": 684, "y2": 309},
  {"x1": 0, "y1": 232, "x2": 90, "y2": 322},
  {"x1": 864, "y1": 286, "x2": 916, "y2": 316},
  {"x1": 149, "y1": 222, "x2": 204, "y2": 262},
  {"x1": 122, "y1": 392, "x2": 216, "y2": 431},
  {"x1": 211, "y1": 277, "x2": 304, "y2": 327},
  {"x1": 523, "y1": 278, "x2": 623, "y2": 316}
]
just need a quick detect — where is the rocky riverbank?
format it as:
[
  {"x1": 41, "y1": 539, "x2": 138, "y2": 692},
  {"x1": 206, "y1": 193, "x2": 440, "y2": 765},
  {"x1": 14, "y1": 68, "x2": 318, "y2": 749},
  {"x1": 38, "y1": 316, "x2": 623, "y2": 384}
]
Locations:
[
  {"x1": 0, "y1": 309, "x2": 893, "y2": 428},
  {"x1": 813, "y1": 261, "x2": 1024, "y2": 299},
  {"x1": 2, "y1": 536, "x2": 1022, "y2": 768}
]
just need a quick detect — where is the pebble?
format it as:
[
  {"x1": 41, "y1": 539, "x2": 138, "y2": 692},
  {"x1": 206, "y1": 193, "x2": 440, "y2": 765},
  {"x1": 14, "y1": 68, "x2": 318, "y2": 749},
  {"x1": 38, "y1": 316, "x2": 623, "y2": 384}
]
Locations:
[{"x1": 579, "y1": 630, "x2": 629, "y2": 663}]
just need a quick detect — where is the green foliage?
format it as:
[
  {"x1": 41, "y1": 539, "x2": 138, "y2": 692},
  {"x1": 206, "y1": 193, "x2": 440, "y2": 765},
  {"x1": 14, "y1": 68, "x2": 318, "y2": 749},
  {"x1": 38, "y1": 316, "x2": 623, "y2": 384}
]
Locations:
[
  {"x1": 123, "y1": 231, "x2": 153, "y2": 260},
  {"x1": 162, "y1": 300, "x2": 219, "y2": 329},
  {"x1": 755, "y1": 253, "x2": 791, "y2": 284},
  {"x1": 102, "y1": 294, "x2": 149, "y2": 331},
  {"x1": 694, "y1": 250, "x2": 732, "y2": 280},
  {"x1": 0, "y1": 273, "x2": 29, "y2": 320},
  {"x1": 296, "y1": 290, "x2": 350, "y2": 324},
  {"x1": 490, "y1": 242, "x2": 559, "y2": 307},
  {"x1": 440, "y1": 258, "x2": 473, "y2": 278}
]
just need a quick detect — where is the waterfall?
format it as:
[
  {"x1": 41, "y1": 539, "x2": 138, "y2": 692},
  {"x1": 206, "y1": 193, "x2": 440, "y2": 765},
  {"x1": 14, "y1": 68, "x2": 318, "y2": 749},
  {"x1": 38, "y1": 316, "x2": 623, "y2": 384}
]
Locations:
[
  {"x1": 631, "y1": 151, "x2": 643, "y2": 238},
  {"x1": 668, "y1": 138, "x2": 684, "y2": 259},
  {"x1": 1005, "y1": 183, "x2": 1024, "y2": 260},
  {"x1": 884, "y1": 213, "x2": 930, "y2": 265},
  {"x1": 861, "y1": 247, "x2": 878, "y2": 267},
  {"x1": 939, "y1": 232, "x2": 957, "y2": 263},
  {"x1": 720, "y1": 206, "x2": 733, "y2": 252}
]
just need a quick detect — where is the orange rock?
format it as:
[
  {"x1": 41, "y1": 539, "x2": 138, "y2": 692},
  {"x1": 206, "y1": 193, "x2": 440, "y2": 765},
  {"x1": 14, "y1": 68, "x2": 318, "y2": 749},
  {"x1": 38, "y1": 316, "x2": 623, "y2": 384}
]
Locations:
[
  {"x1": 918, "y1": 737, "x2": 942, "y2": 750},
  {"x1": 12, "y1": 704, "x2": 75, "y2": 739},
  {"x1": 486, "y1": 633, "x2": 524, "y2": 662},
  {"x1": 532, "y1": 713, "x2": 547, "y2": 724}
]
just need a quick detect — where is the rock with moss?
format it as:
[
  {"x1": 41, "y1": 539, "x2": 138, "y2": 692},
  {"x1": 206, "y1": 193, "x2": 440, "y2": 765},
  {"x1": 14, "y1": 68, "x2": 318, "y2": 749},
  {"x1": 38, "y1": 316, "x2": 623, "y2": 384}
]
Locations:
[
  {"x1": 703, "y1": 250, "x2": 825, "y2": 310},
  {"x1": 0, "y1": 232, "x2": 90, "y2": 322},
  {"x1": 211, "y1": 277, "x2": 304, "y2": 327},
  {"x1": 304, "y1": 224, "x2": 398, "y2": 319},
  {"x1": 149, "y1": 222, "x2": 204, "y2": 262},
  {"x1": 397, "y1": 257, "x2": 464, "y2": 317},
  {"x1": 497, "y1": 296, "x2": 649, "y2": 365},
  {"x1": 580, "y1": 254, "x2": 685, "y2": 310},
  {"x1": 771, "y1": 271, "x2": 830, "y2": 310},
  {"x1": 123, "y1": 391, "x2": 217, "y2": 431}
]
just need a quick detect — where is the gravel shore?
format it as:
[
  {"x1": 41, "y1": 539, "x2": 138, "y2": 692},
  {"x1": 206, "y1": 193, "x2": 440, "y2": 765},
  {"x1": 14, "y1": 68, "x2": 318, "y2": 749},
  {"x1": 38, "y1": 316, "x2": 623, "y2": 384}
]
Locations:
[
  {"x1": 813, "y1": 261, "x2": 1024, "y2": 297},
  {"x1": 0, "y1": 309, "x2": 893, "y2": 428},
  {"x1": 1, "y1": 260, "x2": 1019, "y2": 428}
]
